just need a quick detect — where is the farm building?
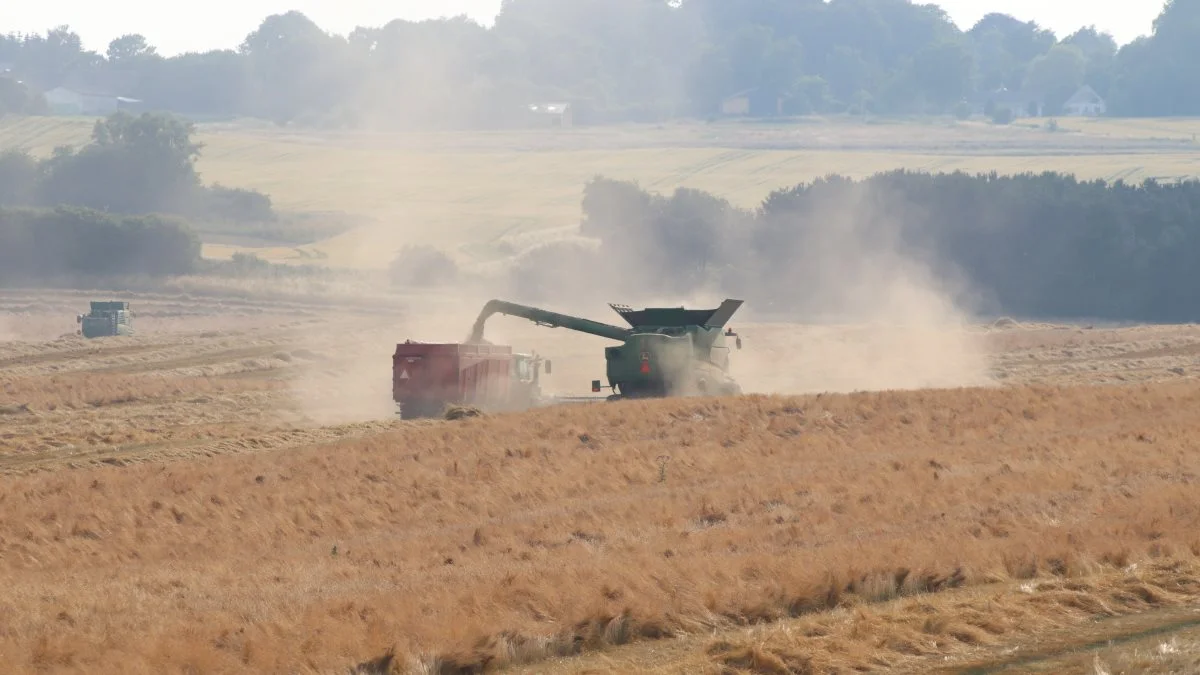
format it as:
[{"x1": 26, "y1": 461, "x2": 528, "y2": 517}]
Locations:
[
  {"x1": 1062, "y1": 85, "x2": 1106, "y2": 116},
  {"x1": 43, "y1": 87, "x2": 141, "y2": 116},
  {"x1": 526, "y1": 102, "x2": 572, "y2": 127}
]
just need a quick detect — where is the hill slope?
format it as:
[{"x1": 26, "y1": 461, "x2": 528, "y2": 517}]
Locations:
[
  {"x1": 5, "y1": 378, "x2": 1200, "y2": 673},
  {"x1": 5, "y1": 116, "x2": 1200, "y2": 269}
]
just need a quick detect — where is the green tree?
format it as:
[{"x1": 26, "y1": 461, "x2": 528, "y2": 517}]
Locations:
[
  {"x1": 106, "y1": 34, "x2": 157, "y2": 63},
  {"x1": 0, "y1": 207, "x2": 201, "y2": 282},
  {"x1": 1063, "y1": 26, "x2": 1117, "y2": 97},
  {"x1": 239, "y1": 11, "x2": 350, "y2": 123},
  {"x1": 821, "y1": 46, "x2": 872, "y2": 105},
  {"x1": 1108, "y1": 38, "x2": 1172, "y2": 115},
  {"x1": 1105, "y1": 0, "x2": 1200, "y2": 115},
  {"x1": 91, "y1": 110, "x2": 203, "y2": 181},
  {"x1": 685, "y1": 24, "x2": 805, "y2": 115},
  {"x1": 0, "y1": 77, "x2": 49, "y2": 116},
  {"x1": 1062, "y1": 26, "x2": 1117, "y2": 62},
  {"x1": 571, "y1": 170, "x2": 1200, "y2": 323},
  {"x1": 40, "y1": 111, "x2": 204, "y2": 214},
  {"x1": 0, "y1": 150, "x2": 41, "y2": 205},
  {"x1": 18, "y1": 4, "x2": 1200, "y2": 127},
  {"x1": 1024, "y1": 44, "x2": 1086, "y2": 113},
  {"x1": 968, "y1": 14, "x2": 1056, "y2": 91},
  {"x1": 910, "y1": 39, "x2": 974, "y2": 108}
]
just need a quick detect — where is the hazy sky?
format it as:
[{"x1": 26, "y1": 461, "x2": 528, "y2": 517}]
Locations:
[{"x1": 0, "y1": 1, "x2": 1164, "y2": 56}]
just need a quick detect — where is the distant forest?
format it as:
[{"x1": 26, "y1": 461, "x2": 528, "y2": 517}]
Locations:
[
  {"x1": 510, "y1": 172, "x2": 1200, "y2": 324},
  {"x1": 1, "y1": 0, "x2": 1197, "y2": 127},
  {"x1": 0, "y1": 111, "x2": 267, "y2": 283}
]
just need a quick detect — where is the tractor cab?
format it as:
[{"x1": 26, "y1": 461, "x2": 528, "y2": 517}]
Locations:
[
  {"x1": 77, "y1": 300, "x2": 134, "y2": 338},
  {"x1": 512, "y1": 352, "x2": 551, "y2": 384},
  {"x1": 511, "y1": 352, "x2": 551, "y2": 408}
]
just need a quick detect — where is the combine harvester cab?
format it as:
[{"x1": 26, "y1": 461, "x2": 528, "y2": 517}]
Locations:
[
  {"x1": 77, "y1": 301, "x2": 134, "y2": 338},
  {"x1": 392, "y1": 341, "x2": 551, "y2": 419}
]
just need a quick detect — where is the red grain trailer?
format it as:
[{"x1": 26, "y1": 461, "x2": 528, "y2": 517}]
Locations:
[{"x1": 393, "y1": 341, "x2": 532, "y2": 419}]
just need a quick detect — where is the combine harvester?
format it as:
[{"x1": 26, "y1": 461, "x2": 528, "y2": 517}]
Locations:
[
  {"x1": 391, "y1": 298, "x2": 745, "y2": 419},
  {"x1": 468, "y1": 298, "x2": 744, "y2": 400}
]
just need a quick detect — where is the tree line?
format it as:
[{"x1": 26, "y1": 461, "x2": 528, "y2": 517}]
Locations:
[
  {"x1": 0, "y1": 110, "x2": 275, "y2": 283},
  {"x1": 0, "y1": 207, "x2": 200, "y2": 283},
  {"x1": 518, "y1": 171, "x2": 1200, "y2": 323},
  {"x1": 1, "y1": 1, "x2": 1197, "y2": 126},
  {"x1": 0, "y1": 111, "x2": 272, "y2": 221}
]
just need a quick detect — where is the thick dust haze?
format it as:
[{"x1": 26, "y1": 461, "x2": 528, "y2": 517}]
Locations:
[
  {"x1": 451, "y1": 177, "x2": 999, "y2": 399},
  {"x1": 182, "y1": 173, "x2": 996, "y2": 428},
  {"x1": 0, "y1": 315, "x2": 18, "y2": 342},
  {"x1": 728, "y1": 184, "x2": 995, "y2": 394},
  {"x1": 281, "y1": 161, "x2": 1000, "y2": 425},
  {"x1": 147, "y1": 1, "x2": 990, "y2": 421},
  {"x1": 275, "y1": 284, "x2": 597, "y2": 426}
]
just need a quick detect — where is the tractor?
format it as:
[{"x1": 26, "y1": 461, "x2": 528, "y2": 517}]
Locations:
[{"x1": 77, "y1": 301, "x2": 134, "y2": 338}]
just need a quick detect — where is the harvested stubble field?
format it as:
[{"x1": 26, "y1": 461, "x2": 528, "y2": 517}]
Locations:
[{"x1": 5, "y1": 290, "x2": 1200, "y2": 674}]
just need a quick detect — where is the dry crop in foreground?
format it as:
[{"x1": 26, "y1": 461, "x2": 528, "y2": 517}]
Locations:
[
  {"x1": 523, "y1": 558, "x2": 1200, "y2": 674},
  {"x1": 4, "y1": 381, "x2": 1200, "y2": 674}
]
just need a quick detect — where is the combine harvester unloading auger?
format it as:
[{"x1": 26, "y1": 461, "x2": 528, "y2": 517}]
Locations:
[
  {"x1": 392, "y1": 298, "x2": 745, "y2": 419},
  {"x1": 468, "y1": 298, "x2": 744, "y2": 400}
]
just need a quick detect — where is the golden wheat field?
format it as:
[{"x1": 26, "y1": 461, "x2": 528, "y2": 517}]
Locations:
[
  {"x1": 5, "y1": 115, "x2": 1200, "y2": 269},
  {"x1": 4, "y1": 285, "x2": 1200, "y2": 675},
  {"x1": 6, "y1": 115, "x2": 1200, "y2": 674}
]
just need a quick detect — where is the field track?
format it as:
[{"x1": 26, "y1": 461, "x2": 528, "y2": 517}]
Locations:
[{"x1": 4, "y1": 287, "x2": 1200, "y2": 674}]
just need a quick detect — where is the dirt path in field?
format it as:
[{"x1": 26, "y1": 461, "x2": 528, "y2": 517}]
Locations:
[
  {"x1": 932, "y1": 609, "x2": 1200, "y2": 674},
  {"x1": 498, "y1": 578, "x2": 1200, "y2": 675}
]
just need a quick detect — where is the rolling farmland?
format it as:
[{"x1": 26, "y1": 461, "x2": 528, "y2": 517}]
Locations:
[
  {"x1": 5, "y1": 115, "x2": 1200, "y2": 269},
  {"x1": 5, "y1": 114, "x2": 1200, "y2": 674},
  {"x1": 4, "y1": 287, "x2": 1200, "y2": 673}
]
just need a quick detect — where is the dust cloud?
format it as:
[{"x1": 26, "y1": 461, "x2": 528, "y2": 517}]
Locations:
[
  {"x1": 730, "y1": 286, "x2": 995, "y2": 396},
  {"x1": 219, "y1": 167, "x2": 997, "y2": 427},
  {"x1": 283, "y1": 332, "x2": 400, "y2": 426},
  {"x1": 483, "y1": 178, "x2": 997, "y2": 398},
  {"x1": 0, "y1": 315, "x2": 17, "y2": 342},
  {"x1": 735, "y1": 186, "x2": 995, "y2": 393},
  {"x1": 275, "y1": 284, "x2": 559, "y2": 426}
]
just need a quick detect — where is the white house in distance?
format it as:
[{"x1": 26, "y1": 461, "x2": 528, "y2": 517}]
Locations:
[
  {"x1": 1062, "y1": 85, "x2": 1106, "y2": 117},
  {"x1": 980, "y1": 84, "x2": 1106, "y2": 119},
  {"x1": 43, "y1": 87, "x2": 141, "y2": 116}
]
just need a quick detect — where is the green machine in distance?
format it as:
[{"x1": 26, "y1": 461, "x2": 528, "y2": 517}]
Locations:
[
  {"x1": 77, "y1": 301, "x2": 134, "y2": 338},
  {"x1": 467, "y1": 298, "x2": 744, "y2": 400}
]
